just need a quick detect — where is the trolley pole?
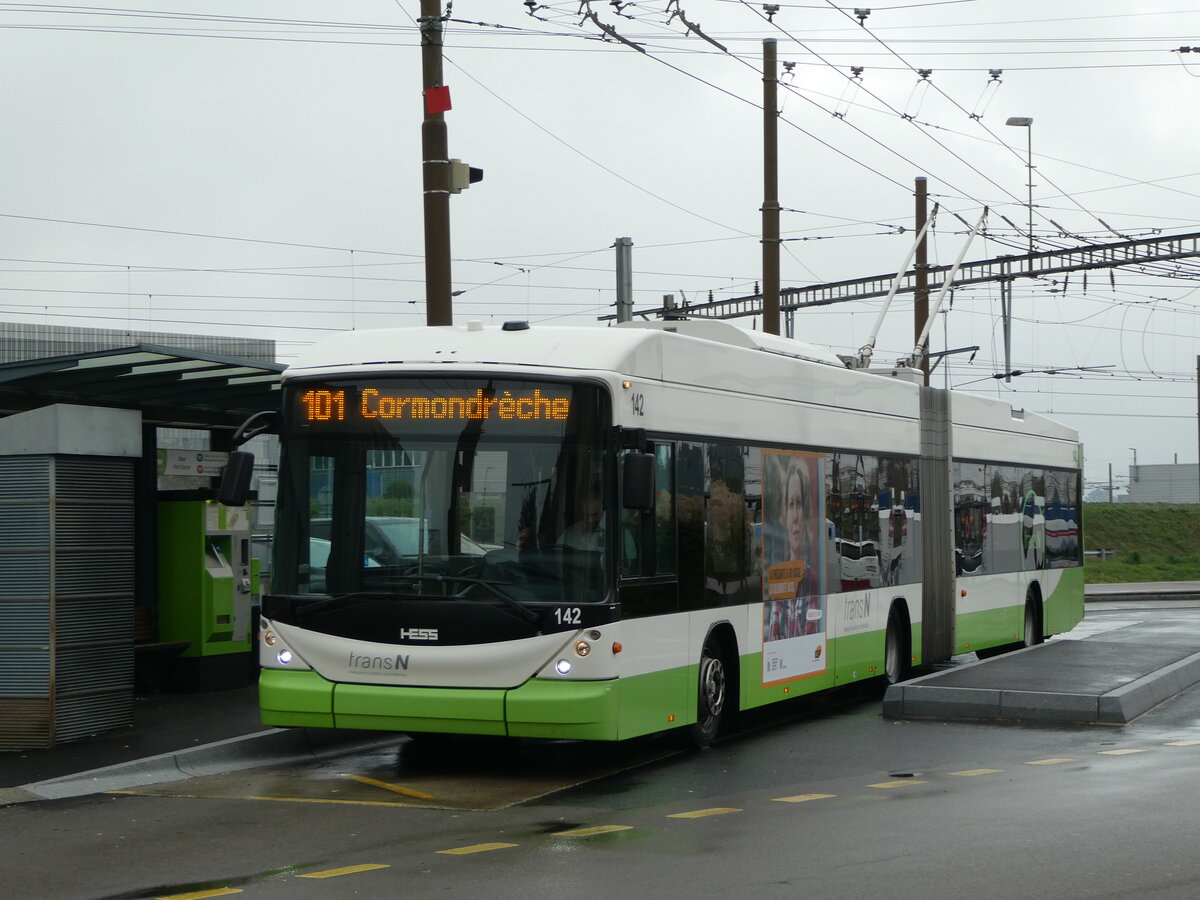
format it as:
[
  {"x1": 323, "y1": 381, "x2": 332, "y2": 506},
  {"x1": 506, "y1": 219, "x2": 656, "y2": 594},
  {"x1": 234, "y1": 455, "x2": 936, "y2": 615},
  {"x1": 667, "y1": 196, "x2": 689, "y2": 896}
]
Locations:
[
  {"x1": 762, "y1": 38, "x2": 780, "y2": 337},
  {"x1": 420, "y1": 0, "x2": 452, "y2": 326},
  {"x1": 913, "y1": 177, "x2": 930, "y2": 385}
]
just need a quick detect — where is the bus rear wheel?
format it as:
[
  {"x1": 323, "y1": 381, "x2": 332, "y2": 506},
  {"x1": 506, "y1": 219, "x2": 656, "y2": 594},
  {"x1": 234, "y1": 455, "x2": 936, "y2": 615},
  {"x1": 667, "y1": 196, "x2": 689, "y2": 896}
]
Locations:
[
  {"x1": 689, "y1": 639, "x2": 727, "y2": 749},
  {"x1": 1022, "y1": 592, "x2": 1044, "y2": 648},
  {"x1": 884, "y1": 607, "x2": 910, "y2": 686}
]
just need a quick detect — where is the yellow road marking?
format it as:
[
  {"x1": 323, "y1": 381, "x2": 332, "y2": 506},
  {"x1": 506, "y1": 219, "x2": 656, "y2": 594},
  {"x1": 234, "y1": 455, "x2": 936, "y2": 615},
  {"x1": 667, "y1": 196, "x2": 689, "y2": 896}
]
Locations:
[
  {"x1": 667, "y1": 807, "x2": 741, "y2": 818},
  {"x1": 1098, "y1": 749, "x2": 1148, "y2": 756},
  {"x1": 342, "y1": 774, "x2": 436, "y2": 800},
  {"x1": 772, "y1": 793, "x2": 836, "y2": 803},
  {"x1": 157, "y1": 891, "x2": 241, "y2": 900},
  {"x1": 1025, "y1": 758, "x2": 1076, "y2": 766},
  {"x1": 298, "y1": 864, "x2": 389, "y2": 879},
  {"x1": 1166, "y1": 740, "x2": 1200, "y2": 746},
  {"x1": 868, "y1": 780, "x2": 927, "y2": 789},
  {"x1": 438, "y1": 843, "x2": 518, "y2": 855},
  {"x1": 950, "y1": 769, "x2": 1003, "y2": 777},
  {"x1": 554, "y1": 825, "x2": 633, "y2": 837}
]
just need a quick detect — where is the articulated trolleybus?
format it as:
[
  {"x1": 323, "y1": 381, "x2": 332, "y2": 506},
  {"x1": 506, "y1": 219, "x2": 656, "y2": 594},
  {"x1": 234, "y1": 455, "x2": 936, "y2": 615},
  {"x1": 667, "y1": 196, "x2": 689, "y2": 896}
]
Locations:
[{"x1": 235, "y1": 319, "x2": 1083, "y2": 746}]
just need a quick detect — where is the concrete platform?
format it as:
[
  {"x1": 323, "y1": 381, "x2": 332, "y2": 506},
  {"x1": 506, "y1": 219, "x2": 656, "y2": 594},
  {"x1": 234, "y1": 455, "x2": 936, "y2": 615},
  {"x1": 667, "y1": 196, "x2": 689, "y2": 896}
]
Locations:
[{"x1": 884, "y1": 608, "x2": 1200, "y2": 725}]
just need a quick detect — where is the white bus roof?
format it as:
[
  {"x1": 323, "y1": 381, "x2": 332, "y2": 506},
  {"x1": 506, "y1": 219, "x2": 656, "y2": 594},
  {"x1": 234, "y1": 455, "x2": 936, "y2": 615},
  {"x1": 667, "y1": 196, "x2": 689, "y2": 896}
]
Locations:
[
  {"x1": 286, "y1": 319, "x2": 845, "y2": 377},
  {"x1": 285, "y1": 319, "x2": 1078, "y2": 457}
]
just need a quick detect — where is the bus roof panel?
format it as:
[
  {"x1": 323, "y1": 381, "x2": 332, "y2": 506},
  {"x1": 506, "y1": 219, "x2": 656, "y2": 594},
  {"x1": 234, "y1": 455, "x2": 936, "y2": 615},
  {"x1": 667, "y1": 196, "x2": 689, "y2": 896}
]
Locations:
[{"x1": 284, "y1": 322, "x2": 664, "y2": 380}]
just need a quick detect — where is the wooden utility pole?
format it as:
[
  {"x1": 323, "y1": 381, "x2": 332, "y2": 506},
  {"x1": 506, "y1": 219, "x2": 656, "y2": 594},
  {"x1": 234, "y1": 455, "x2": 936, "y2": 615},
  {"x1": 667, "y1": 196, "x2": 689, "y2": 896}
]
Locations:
[
  {"x1": 762, "y1": 39, "x2": 780, "y2": 336},
  {"x1": 913, "y1": 177, "x2": 930, "y2": 385},
  {"x1": 420, "y1": 0, "x2": 452, "y2": 326}
]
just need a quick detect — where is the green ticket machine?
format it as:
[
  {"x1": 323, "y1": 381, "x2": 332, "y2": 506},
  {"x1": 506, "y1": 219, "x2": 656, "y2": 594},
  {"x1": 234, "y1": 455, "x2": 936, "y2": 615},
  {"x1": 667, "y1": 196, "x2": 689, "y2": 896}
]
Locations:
[{"x1": 157, "y1": 500, "x2": 260, "y2": 689}]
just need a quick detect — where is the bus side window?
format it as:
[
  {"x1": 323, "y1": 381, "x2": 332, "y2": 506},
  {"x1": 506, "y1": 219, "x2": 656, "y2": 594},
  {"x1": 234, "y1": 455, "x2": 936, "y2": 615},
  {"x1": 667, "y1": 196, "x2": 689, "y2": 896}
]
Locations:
[
  {"x1": 620, "y1": 501, "x2": 641, "y2": 577},
  {"x1": 620, "y1": 449, "x2": 643, "y2": 578},
  {"x1": 620, "y1": 443, "x2": 675, "y2": 578},
  {"x1": 654, "y1": 443, "x2": 675, "y2": 574}
]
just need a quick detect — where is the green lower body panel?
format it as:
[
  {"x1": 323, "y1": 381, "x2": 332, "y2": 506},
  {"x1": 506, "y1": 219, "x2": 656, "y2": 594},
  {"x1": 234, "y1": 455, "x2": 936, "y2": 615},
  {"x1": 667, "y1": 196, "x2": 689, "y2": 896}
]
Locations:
[
  {"x1": 831, "y1": 629, "x2": 886, "y2": 685},
  {"x1": 507, "y1": 679, "x2": 619, "y2": 740},
  {"x1": 739, "y1": 653, "x2": 837, "y2": 711},
  {"x1": 335, "y1": 682, "x2": 508, "y2": 735},
  {"x1": 259, "y1": 668, "x2": 633, "y2": 739},
  {"x1": 614, "y1": 665, "x2": 691, "y2": 739},
  {"x1": 956, "y1": 606, "x2": 1022, "y2": 655},
  {"x1": 1044, "y1": 567, "x2": 1085, "y2": 635},
  {"x1": 260, "y1": 669, "x2": 334, "y2": 728}
]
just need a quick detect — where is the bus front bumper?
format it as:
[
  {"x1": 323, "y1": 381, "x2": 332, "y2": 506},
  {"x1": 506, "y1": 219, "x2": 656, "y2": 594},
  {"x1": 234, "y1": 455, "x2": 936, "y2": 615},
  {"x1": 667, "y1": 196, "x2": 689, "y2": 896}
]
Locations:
[{"x1": 259, "y1": 668, "x2": 620, "y2": 741}]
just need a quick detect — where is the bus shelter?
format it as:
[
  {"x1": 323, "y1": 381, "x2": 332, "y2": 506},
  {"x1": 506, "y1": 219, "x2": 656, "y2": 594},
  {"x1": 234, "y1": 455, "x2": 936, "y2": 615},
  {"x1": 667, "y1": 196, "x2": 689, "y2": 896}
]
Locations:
[{"x1": 0, "y1": 344, "x2": 283, "y2": 749}]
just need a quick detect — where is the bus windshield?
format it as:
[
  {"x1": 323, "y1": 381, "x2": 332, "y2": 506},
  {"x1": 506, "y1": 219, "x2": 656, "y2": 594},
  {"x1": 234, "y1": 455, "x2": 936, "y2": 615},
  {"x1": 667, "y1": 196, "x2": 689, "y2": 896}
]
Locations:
[{"x1": 271, "y1": 377, "x2": 612, "y2": 613}]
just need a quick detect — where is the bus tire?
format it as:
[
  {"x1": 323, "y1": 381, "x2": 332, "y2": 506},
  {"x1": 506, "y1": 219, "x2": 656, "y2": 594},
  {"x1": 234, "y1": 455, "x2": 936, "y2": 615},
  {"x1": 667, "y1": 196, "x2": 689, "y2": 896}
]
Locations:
[
  {"x1": 689, "y1": 637, "x2": 727, "y2": 749},
  {"x1": 884, "y1": 604, "x2": 911, "y2": 686},
  {"x1": 1022, "y1": 590, "x2": 1044, "y2": 648}
]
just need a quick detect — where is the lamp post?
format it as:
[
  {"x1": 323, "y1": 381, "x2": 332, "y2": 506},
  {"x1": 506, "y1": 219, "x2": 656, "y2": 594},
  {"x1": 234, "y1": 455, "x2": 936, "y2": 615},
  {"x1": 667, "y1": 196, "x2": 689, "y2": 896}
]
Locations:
[{"x1": 1005, "y1": 116, "x2": 1034, "y2": 255}]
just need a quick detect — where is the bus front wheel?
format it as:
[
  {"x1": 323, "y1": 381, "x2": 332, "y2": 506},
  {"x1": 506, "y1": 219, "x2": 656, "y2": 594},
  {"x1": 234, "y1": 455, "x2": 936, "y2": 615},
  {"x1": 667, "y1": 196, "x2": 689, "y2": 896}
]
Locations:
[{"x1": 689, "y1": 639, "x2": 727, "y2": 749}]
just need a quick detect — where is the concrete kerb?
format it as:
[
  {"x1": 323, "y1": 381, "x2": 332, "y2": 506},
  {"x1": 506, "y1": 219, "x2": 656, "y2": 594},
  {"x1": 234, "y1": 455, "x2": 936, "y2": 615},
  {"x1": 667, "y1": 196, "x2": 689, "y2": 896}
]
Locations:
[
  {"x1": 1, "y1": 728, "x2": 400, "y2": 806},
  {"x1": 884, "y1": 644, "x2": 1200, "y2": 726},
  {"x1": 1086, "y1": 584, "x2": 1200, "y2": 604},
  {"x1": 882, "y1": 648, "x2": 1029, "y2": 721},
  {"x1": 1097, "y1": 649, "x2": 1200, "y2": 723}
]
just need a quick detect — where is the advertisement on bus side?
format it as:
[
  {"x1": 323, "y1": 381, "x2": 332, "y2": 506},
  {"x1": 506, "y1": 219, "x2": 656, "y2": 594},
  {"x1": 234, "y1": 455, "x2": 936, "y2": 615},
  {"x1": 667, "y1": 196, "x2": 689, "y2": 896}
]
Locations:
[{"x1": 761, "y1": 449, "x2": 827, "y2": 685}]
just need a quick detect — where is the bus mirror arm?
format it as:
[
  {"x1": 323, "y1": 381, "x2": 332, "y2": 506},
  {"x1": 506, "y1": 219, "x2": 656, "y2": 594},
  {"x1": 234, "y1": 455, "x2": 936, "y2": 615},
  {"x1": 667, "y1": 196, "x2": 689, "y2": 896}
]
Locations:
[
  {"x1": 218, "y1": 409, "x2": 279, "y2": 508},
  {"x1": 231, "y1": 409, "x2": 281, "y2": 447},
  {"x1": 622, "y1": 452, "x2": 656, "y2": 511}
]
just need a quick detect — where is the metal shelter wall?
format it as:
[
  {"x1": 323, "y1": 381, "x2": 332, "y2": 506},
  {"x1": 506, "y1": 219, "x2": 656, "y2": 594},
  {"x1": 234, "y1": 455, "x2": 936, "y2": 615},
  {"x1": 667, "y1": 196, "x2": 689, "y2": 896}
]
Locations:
[{"x1": 0, "y1": 406, "x2": 141, "y2": 749}]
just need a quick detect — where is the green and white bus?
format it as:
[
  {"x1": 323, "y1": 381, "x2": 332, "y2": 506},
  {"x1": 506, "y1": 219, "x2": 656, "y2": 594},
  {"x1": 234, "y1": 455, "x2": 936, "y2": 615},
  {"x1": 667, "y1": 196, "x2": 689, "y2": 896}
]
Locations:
[{"x1": 236, "y1": 318, "x2": 1083, "y2": 746}]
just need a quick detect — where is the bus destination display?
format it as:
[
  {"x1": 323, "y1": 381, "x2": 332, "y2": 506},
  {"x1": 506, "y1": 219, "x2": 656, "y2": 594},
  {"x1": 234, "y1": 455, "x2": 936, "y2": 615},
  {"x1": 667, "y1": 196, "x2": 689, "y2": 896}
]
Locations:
[{"x1": 299, "y1": 387, "x2": 571, "y2": 424}]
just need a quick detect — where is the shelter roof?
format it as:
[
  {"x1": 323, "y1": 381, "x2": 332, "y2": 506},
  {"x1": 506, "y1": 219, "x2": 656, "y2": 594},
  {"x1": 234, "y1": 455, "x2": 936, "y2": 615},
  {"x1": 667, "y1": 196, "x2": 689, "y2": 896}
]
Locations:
[{"x1": 0, "y1": 343, "x2": 284, "y2": 430}]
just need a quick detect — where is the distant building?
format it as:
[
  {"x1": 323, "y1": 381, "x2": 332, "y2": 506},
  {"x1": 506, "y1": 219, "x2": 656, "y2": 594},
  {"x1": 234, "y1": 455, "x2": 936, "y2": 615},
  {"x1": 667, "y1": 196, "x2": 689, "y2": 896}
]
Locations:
[
  {"x1": 0, "y1": 321, "x2": 274, "y2": 363},
  {"x1": 1122, "y1": 463, "x2": 1200, "y2": 504}
]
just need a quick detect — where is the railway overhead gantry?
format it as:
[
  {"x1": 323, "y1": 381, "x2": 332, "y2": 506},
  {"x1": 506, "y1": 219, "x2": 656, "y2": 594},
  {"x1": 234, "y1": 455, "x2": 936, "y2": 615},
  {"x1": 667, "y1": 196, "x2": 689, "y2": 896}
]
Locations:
[{"x1": 602, "y1": 231, "x2": 1200, "y2": 377}]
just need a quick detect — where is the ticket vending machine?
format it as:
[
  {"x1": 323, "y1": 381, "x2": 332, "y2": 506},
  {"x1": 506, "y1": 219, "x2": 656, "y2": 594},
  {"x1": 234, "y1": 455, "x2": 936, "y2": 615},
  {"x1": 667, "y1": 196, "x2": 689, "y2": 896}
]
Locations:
[{"x1": 157, "y1": 499, "x2": 260, "y2": 689}]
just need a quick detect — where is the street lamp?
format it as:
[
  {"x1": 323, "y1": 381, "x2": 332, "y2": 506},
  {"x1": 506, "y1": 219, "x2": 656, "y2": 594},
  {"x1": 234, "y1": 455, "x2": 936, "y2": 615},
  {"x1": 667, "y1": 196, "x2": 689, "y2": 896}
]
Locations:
[{"x1": 1005, "y1": 116, "x2": 1034, "y2": 254}]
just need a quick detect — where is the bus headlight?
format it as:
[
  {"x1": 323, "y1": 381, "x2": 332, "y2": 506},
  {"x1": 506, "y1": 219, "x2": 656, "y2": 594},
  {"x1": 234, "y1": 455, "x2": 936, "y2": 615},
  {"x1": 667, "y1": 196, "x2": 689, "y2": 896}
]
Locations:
[
  {"x1": 574, "y1": 640, "x2": 592, "y2": 657},
  {"x1": 555, "y1": 659, "x2": 572, "y2": 675},
  {"x1": 259, "y1": 622, "x2": 310, "y2": 670}
]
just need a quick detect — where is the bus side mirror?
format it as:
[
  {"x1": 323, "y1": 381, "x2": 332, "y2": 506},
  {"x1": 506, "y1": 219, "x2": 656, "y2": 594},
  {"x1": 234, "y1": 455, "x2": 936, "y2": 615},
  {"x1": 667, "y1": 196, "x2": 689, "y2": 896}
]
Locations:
[
  {"x1": 218, "y1": 450, "x2": 256, "y2": 507},
  {"x1": 622, "y1": 452, "x2": 655, "y2": 511}
]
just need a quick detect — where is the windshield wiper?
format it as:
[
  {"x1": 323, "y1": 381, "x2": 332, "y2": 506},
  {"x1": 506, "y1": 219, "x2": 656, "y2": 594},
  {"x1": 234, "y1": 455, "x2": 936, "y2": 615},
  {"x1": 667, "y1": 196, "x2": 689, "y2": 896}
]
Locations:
[
  {"x1": 283, "y1": 591, "x2": 393, "y2": 617},
  {"x1": 391, "y1": 574, "x2": 541, "y2": 625}
]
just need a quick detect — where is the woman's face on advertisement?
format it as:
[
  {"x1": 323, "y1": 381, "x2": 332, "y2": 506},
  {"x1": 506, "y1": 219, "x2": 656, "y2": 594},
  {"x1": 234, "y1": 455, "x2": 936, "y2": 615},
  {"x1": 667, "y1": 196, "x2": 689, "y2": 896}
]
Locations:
[{"x1": 786, "y1": 466, "x2": 805, "y2": 560}]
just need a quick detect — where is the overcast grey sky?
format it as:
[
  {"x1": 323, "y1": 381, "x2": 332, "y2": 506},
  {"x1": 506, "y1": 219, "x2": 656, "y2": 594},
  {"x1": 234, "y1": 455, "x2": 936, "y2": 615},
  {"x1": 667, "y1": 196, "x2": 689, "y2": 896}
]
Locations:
[{"x1": 1, "y1": 1, "x2": 1198, "y2": 492}]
